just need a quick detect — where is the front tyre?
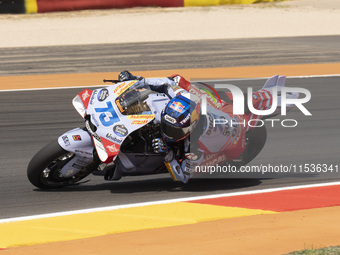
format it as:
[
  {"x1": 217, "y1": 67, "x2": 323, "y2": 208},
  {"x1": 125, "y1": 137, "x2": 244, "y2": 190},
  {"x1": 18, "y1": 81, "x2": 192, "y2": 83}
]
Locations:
[{"x1": 27, "y1": 140, "x2": 97, "y2": 189}]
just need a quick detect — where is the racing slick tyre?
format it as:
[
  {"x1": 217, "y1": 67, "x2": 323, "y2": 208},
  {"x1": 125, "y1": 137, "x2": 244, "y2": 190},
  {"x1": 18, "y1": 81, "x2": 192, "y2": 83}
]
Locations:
[
  {"x1": 243, "y1": 125, "x2": 267, "y2": 165},
  {"x1": 27, "y1": 140, "x2": 97, "y2": 189}
]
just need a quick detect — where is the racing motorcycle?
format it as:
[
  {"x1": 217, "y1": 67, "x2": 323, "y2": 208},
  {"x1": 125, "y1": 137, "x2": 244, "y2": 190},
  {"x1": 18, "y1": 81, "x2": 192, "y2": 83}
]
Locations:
[{"x1": 27, "y1": 77, "x2": 281, "y2": 189}]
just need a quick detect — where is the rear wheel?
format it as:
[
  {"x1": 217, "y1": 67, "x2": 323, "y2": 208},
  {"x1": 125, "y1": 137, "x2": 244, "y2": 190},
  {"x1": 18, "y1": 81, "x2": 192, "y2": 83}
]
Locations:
[
  {"x1": 27, "y1": 140, "x2": 98, "y2": 189},
  {"x1": 243, "y1": 125, "x2": 267, "y2": 165}
]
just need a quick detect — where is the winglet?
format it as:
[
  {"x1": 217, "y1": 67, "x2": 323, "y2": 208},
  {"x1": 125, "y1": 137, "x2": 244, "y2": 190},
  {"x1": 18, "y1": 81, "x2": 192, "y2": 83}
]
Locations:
[
  {"x1": 263, "y1": 75, "x2": 279, "y2": 88},
  {"x1": 277, "y1": 75, "x2": 286, "y2": 87}
]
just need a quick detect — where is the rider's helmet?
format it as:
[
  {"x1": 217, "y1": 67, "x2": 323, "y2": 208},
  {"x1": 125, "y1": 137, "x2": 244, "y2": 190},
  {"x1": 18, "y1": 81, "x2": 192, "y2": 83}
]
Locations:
[{"x1": 160, "y1": 93, "x2": 200, "y2": 142}]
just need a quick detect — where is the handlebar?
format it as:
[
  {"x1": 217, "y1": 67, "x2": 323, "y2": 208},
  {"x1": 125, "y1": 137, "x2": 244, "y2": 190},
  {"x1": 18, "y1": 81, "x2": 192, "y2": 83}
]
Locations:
[{"x1": 103, "y1": 79, "x2": 120, "y2": 83}]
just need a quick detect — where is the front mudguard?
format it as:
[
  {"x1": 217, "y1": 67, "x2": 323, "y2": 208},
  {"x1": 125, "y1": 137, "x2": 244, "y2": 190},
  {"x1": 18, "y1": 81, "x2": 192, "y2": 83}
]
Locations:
[{"x1": 57, "y1": 127, "x2": 94, "y2": 159}]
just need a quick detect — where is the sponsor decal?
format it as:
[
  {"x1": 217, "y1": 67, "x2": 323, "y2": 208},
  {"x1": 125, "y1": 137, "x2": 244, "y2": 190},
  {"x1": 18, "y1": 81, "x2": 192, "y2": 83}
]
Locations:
[
  {"x1": 116, "y1": 84, "x2": 130, "y2": 96},
  {"x1": 115, "y1": 99, "x2": 125, "y2": 113},
  {"x1": 205, "y1": 113, "x2": 215, "y2": 136},
  {"x1": 82, "y1": 90, "x2": 90, "y2": 101},
  {"x1": 106, "y1": 133, "x2": 123, "y2": 144},
  {"x1": 106, "y1": 144, "x2": 119, "y2": 153},
  {"x1": 131, "y1": 120, "x2": 148, "y2": 125},
  {"x1": 204, "y1": 152, "x2": 227, "y2": 165},
  {"x1": 72, "y1": 163, "x2": 84, "y2": 170},
  {"x1": 97, "y1": 89, "x2": 109, "y2": 101},
  {"x1": 164, "y1": 114, "x2": 176, "y2": 124},
  {"x1": 75, "y1": 149, "x2": 92, "y2": 157},
  {"x1": 114, "y1": 81, "x2": 137, "y2": 96},
  {"x1": 170, "y1": 101, "x2": 184, "y2": 112},
  {"x1": 113, "y1": 125, "x2": 128, "y2": 137},
  {"x1": 62, "y1": 135, "x2": 70, "y2": 146},
  {"x1": 127, "y1": 115, "x2": 154, "y2": 120},
  {"x1": 113, "y1": 82, "x2": 126, "y2": 93},
  {"x1": 180, "y1": 114, "x2": 190, "y2": 125},
  {"x1": 78, "y1": 89, "x2": 92, "y2": 109},
  {"x1": 89, "y1": 91, "x2": 98, "y2": 105},
  {"x1": 184, "y1": 161, "x2": 192, "y2": 175},
  {"x1": 90, "y1": 114, "x2": 100, "y2": 127},
  {"x1": 172, "y1": 85, "x2": 182, "y2": 92},
  {"x1": 72, "y1": 135, "x2": 82, "y2": 141}
]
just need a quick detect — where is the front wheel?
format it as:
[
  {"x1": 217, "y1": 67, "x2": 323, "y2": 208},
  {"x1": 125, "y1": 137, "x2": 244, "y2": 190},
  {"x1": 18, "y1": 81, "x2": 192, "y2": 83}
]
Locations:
[{"x1": 27, "y1": 140, "x2": 98, "y2": 189}]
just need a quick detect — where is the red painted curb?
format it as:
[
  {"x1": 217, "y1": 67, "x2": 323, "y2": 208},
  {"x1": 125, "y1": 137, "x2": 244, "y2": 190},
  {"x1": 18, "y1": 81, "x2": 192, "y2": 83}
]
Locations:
[
  {"x1": 37, "y1": 0, "x2": 184, "y2": 13},
  {"x1": 189, "y1": 185, "x2": 340, "y2": 212}
]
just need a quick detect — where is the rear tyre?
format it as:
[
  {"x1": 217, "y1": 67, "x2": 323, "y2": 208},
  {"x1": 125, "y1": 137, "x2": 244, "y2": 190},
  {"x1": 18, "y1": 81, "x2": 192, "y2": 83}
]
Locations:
[
  {"x1": 243, "y1": 125, "x2": 267, "y2": 165},
  {"x1": 27, "y1": 140, "x2": 97, "y2": 189}
]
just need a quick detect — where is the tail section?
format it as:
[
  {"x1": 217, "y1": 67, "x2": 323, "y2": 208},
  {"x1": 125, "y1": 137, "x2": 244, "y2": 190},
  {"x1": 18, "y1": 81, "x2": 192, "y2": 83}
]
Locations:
[
  {"x1": 246, "y1": 75, "x2": 300, "y2": 130},
  {"x1": 259, "y1": 75, "x2": 299, "y2": 115},
  {"x1": 263, "y1": 75, "x2": 279, "y2": 88},
  {"x1": 263, "y1": 75, "x2": 286, "y2": 89}
]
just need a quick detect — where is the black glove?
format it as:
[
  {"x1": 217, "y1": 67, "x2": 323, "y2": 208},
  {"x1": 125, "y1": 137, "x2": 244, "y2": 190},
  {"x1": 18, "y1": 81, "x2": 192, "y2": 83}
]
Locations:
[
  {"x1": 152, "y1": 138, "x2": 169, "y2": 156},
  {"x1": 152, "y1": 138, "x2": 175, "y2": 162},
  {"x1": 118, "y1": 70, "x2": 135, "y2": 82}
]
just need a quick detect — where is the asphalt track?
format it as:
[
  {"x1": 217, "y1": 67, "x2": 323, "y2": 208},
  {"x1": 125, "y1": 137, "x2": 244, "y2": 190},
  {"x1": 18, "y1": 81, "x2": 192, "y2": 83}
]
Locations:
[
  {"x1": 0, "y1": 36, "x2": 339, "y2": 220},
  {"x1": 1, "y1": 35, "x2": 340, "y2": 76}
]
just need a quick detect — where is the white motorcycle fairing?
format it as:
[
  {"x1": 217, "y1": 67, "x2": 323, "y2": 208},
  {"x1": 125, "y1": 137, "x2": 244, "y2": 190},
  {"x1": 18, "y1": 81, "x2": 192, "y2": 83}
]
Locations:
[
  {"x1": 57, "y1": 127, "x2": 94, "y2": 178},
  {"x1": 72, "y1": 80, "x2": 170, "y2": 164},
  {"x1": 58, "y1": 127, "x2": 94, "y2": 158}
]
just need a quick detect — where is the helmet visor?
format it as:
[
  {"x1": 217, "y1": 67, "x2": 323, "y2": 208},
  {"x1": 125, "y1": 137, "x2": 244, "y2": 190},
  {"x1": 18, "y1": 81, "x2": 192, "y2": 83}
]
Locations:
[{"x1": 161, "y1": 120, "x2": 191, "y2": 142}]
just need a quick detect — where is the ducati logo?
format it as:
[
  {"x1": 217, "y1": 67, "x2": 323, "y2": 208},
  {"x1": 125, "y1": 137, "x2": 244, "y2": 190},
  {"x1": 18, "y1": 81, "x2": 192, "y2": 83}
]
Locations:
[
  {"x1": 82, "y1": 90, "x2": 90, "y2": 101},
  {"x1": 106, "y1": 144, "x2": 119, "y2": 153}
]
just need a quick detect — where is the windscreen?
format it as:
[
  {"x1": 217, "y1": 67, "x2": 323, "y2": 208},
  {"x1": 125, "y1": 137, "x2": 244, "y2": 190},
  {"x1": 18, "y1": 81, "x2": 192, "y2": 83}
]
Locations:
[{"x1": 115, "y1": 81, "x2": 153, "y2": 115}]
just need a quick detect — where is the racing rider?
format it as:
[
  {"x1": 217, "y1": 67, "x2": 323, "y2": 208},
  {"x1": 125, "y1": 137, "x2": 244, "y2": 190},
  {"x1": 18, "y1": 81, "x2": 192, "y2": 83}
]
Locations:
[{"x1": 117, "y1": 70, "x2": 287, "y2": 183}]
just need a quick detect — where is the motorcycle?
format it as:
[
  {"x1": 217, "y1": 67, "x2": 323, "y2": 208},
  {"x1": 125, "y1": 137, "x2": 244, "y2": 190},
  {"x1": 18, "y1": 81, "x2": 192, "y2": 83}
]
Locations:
[{"x1": 27, "y1": 76, "x2": 287, "y2": 189}]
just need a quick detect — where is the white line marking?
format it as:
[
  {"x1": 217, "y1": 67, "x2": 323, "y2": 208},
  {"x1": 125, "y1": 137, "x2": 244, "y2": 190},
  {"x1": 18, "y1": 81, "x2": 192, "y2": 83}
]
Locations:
[
  {"x1": 0, "y1": 74, "x2": 339, "y2": 92},
  {"x1": 1, "y1": 181, "x2": 339, "y2": 224}
]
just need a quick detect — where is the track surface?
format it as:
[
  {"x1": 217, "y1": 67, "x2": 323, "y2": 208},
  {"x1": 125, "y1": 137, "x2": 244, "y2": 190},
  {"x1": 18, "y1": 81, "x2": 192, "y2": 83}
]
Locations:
[
  {"x1": 0, "y1": 36, "x2": 339, "y2": 220},
  {"x1": 1, "y1": 35, "x2": 340, "y2": 76},
  {"x1": 1, "y1": 76, "x2": 339, "y2": 220}
]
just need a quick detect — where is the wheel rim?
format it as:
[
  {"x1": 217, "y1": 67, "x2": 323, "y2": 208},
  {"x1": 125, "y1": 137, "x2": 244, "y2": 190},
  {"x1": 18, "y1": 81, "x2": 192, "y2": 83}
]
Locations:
[{"x1": 39, "y1": 152, "x2": 76, "y2": 187}]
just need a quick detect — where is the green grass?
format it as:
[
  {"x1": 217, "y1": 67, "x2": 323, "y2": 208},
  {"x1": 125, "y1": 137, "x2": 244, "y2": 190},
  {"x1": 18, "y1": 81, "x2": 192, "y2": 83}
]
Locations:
[{"x1": 286, "y1": 246, "x2": 340, "y2": 255}]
